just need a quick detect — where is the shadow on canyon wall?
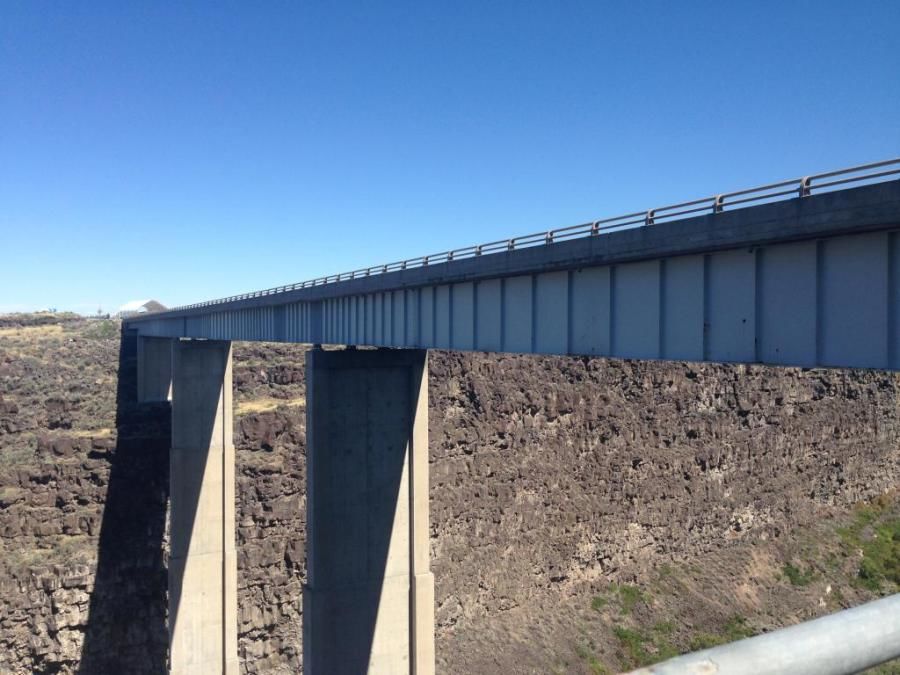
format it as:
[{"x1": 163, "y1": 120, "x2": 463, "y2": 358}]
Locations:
[{"x1": 78, "y1": 328, "x2": 169, "y2": 674}]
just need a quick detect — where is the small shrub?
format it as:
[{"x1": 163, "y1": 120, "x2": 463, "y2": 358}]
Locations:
[
  {"x1": 855, "y1": 518, "x2": 900, "y2": 591},
  {"x1": 82, "y1": 320, "x2": 119, "y2": 340},
  {"x1": 617, "y1": 584, "x2": 645, "y2": 614},
  {"x1": 612, "y1": 622, "x2": 678, "y2": 668},
  {"x1": 688, "y1": 615, "x2": 754, "y2": 650},
  {"x1": 614, "y1": 626, "x2": 650, "y2": 666},
  {"x1": 653, "y1": 621, "x2": 675, "y2": 636},
  {"x1": 593, "y1": 583, "x2": 647, "y2": 615},
  {"x1": 575, "y1": 641, "x2": 609, "y2": 674},
  {"x1": 722, "y1": 616, "x2": 754, "y2": 641},
  {"x1": 0, "y1": 443, "x2": 38, "y2": 467},
  {"x1": 782, "y1": 562, "x2": 815, "y2": 586},
  {"x1": 838, "y1": 502, "x2": 900, "y2": 592},
  {"x1": 587, "y1": 656, "x2": 609, "y2": 675},
  {"x1": 689, "y1": 632, "x2": 723, "y2": 651}
]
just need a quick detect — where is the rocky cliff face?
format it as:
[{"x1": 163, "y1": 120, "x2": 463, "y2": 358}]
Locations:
[
  {"x1": 232, "y1": 344, "x2": 307, "y2": 674},
  {"x1": 0, "y1": 317, "x2": 898, "y2": 674},
  {"x1": 0, "y1": 319, "x2": 169, "y2": 674},
  {"x1": 427, "y1": 354, "x2": 900, "y2": 672}
]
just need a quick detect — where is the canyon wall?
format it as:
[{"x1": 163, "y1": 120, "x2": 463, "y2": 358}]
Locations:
[{"x1": 0, "y1": 317, "x2": 897, "y2": 673}]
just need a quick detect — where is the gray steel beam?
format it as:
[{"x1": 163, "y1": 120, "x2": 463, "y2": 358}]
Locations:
[{"x1": 125, "y1": 180, "x2": 900, "y2": 371}]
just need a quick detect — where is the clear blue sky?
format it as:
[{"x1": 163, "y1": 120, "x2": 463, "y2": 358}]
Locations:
[{"x1": 2, "y1": 1, "x2": 898, "y2": 314}]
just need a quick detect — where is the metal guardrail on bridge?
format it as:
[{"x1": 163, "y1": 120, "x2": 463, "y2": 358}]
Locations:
[{"x1": 172, "y1": 157, "x2": 900, "y2": 312}]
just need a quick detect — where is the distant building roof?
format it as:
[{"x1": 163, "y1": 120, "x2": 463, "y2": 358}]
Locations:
[{"x1": 116, "y1": 299, "x2": 167, "y2": 317}]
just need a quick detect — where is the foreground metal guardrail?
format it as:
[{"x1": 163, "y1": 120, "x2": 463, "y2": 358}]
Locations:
[
  {"x1": 625, "y1": 592, "x2": 900, "y2": 675},
  {"x1": 173, "y1": 157, "x2": 900, "y2": 312}
]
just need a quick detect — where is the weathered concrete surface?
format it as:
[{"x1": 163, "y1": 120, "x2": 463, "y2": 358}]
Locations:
[
  {"x1": 137, "y1": 336, "x2": 172, "y2": 403},
  {"x1": 170, "y1": 340, "x2": 238, "y2": 675},
  {"x1": 303, "y1": 349, "x2": 433, "y2": 674}
]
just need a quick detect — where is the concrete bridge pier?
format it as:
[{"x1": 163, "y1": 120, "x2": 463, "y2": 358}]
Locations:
[
  {"x1": 137, "y1": 336, "x2": 173, "y2": 403},
  {"x1": 304, "y1": 348, "x2": 435, "y2": 675},
  {"x1": 167, "y1": 339, "x2": 239, "y2": 675}
]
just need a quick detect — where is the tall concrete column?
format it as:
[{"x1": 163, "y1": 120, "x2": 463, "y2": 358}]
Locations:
[
  {"x1": 137, "y1": 336, "x2": 173, "y2": 403},
  {"x1": 304, "y1": 348, "x2": 434, "y2": 675},
  {"x1": 169, "y1": 340, "x2": 238, "y2": 675}
]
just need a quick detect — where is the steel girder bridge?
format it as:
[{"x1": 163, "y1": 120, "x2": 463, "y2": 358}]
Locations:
[{"x1": 125, "y1": 159, "x2": 900, "y2": 675}]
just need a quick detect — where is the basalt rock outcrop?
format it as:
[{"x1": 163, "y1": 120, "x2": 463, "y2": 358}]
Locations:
[{"x1": 0, "y1": 317, "x2": 898, "y2": 674}]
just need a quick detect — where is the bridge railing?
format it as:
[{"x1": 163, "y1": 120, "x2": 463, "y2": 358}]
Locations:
[{"x1": 171, "y1": 157, "x2": 900, "y2": 312}]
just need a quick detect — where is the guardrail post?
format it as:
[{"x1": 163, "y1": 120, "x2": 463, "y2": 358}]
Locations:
[
  {"x1": 713, "y1": 195, "x2": 725, "y2": 213},
  {"x1": 800, "y1": 176, "x2": 811, "y2": 197}
]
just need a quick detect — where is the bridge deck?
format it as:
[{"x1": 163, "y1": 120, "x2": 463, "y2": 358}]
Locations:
[{"x1": 127, "y1": 178, "x2": 900, "y2": 371}]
